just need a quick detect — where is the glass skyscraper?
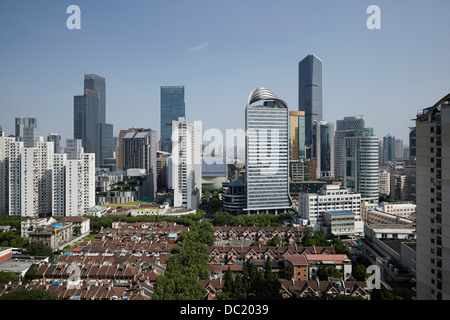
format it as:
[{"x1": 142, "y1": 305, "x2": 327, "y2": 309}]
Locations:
[
  {"x1": 160, "y1": 86, "x2": 185, "y2": 153},
  {"x1": 73, "y1": 74, "x2": 113, "y2": 167},
  {"x1": 298, "y1": 54, "x2": 323, "y2": 156},
  {"x1": 245, "y1": 87, "x2": 292, "y2": 214}
]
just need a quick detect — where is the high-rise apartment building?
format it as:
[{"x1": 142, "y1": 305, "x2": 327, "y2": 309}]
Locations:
[
  {"x1": 299, "y1": 54, "x2": 323, "y2": 158},
  {"x1": 415, "y1": 94, "x2": 450, "y2": 300},
  {"x1": 73, "y1": 74, "x2": 113, "y2": 167},
  {"x1": 313, "y1": 120, "x2": 334, "y2": 178},
  {"x1": 15, "y1": 117, "x2": 39, "y2": 147},
  {"x1": 0, "y1": 136, "x2": 94, "y2": 217},
  {"x1": 245, "y1": 87, "x2": 292, "y2": 214},
  {"x1": 344, "y1": 128, "x2": 379, "y2": 202},
  {"x1": 171, "y1": 117, "x2": 201, "y2": 210},
  {"x1": 334, "y1": 116, "x2": 365, "y2": 179},
  {"x1": 160, "y1": 86, "x2": 185, "y2": 153}
]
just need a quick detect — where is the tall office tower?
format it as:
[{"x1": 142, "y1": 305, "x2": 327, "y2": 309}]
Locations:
[
  {"x1": 116, "y1": 128, "x2": 139, "y2": 171},
  {"x1": 395, "y1": 138, "x2": 404, "y2": 159},
  {"x1": 84, "y1": 74, "x2": 106, "y2": 123},
  {"x1": 289, "y1": 111, "x2": 307, "y2": 181},
  {"x1": 298, "y1": 54, "x2": 323, "y2": 159},
  {"x1": 245, "y1": 87, "x2": 292, "y2": 214},
  {"x1": 344, "y1": 128, "x2": 379, "y2": 203},
  {"x1": 171, "y1": 117, "x2": 201, "y2": 210},
  {"x1": 160, "y1": 86, "x2": 185, "y2": 153},
  {"x1": 313, "y1": 120, "x2": 334, "y2": 178},
  {"x1": 415, "y1": 94, "x2": 450, "y2": 300},
  {"x1": 73, "y1": 74, "x2": 113, "y2": 167},
  {"x1": 66, "y1": 138, "x2": 84, "y2": 160},
  {"x1": 99, "y1": 122, "x2": 114, "y2": 167},
  {"x1": 383, "y1": 133, "x2": 396, "y2": 165},
  {"x1": 47, "y1": 133, "x2": 61, "y2": 153},
  {"x1": 334, "y1": 116, "x2": 365, "y2": 179},
  {"x1": 15, "y1": 117, "x2": 39, "y2": 147},
  {"x1": 122, "y1": 129, "x2": 157, "y2": 198}
]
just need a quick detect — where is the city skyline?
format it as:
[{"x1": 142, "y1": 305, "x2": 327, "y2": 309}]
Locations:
[{"x1": 2, "y1": 1, "x2": 450, "y2": 146}]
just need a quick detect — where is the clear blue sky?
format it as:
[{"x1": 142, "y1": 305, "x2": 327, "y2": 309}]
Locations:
[{"x1": 1, "y1": 0, "x2": 450, "y2": 146}]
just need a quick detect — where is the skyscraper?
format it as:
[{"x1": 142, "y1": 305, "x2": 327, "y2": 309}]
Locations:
[
  {"x1": 171, "y1": 117, "x2": 201, "y2": 210},
  {"x1": 15, "y1": 117, "x2": 39, "y2": 147},
  {"x1": 160, "y1": 86, "x2": 185, "y2": 153},
  {"x1": 245, "y1": 87, "x2": 292, "y2": 214},
  {"x1": 344, "y1": 128, "x2": 379, "y2": 202},
  {"x1": 313, "y1": 120, "x2": 334, "y2": 178},
  {"x1": 298, "y1": 54, "x2": 323, "y2": 158},
  {"x1": 415, "y1": 94, "x2": 450, "y2": 300},
  {"x1": 334, "y1": 116, "x2": 365, "y2": 178},
  {"x1": 73, "y1": 74, "x2": 113, "y2": 167},
  {"x1": 383, "y1": 133, "x2": 396, "y2": 165}
]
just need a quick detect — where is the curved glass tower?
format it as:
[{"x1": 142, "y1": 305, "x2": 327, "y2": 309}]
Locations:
[{"x1": 245, "y1": 87, "x2": 292, "y2": 214}]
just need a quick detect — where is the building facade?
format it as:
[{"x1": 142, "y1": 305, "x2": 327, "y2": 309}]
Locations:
[
  {"x1": 334, "y1": 116, "x2": 365, "y2": 179},
  {"x1": 245, "y1": 87, "x2": 292, "y2": 214},
  {"x1": 171, "y1": 117, "x2": 202, "y2": 210},
  {"x1": 344, "y1": 128, "x2": 379, "y2": 202},
  {"x1": 160, "y1": 86, "x2": 185, "y2": 153},
  {"x1": 415, "y1": 94, "x2": 450, "y2": 300},
  {"x1": 298, "y1": 54, "x2": 323, "y2": 155},
  {"x1": 297, "y1": 184, "x2": 362, "y2": 233},
  {"x1": 314, "y1": 120, "x2": 334, "y2": 178}
]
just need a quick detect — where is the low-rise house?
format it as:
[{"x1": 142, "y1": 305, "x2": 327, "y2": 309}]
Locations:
[{"x1": 279, "y1": 277, "x2": 371, "y2": 300}]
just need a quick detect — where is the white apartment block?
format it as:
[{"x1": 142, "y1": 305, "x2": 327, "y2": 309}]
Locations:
[
  {"x1": 297, "y1": 184, "x2": 363, "y2": 234},
  {"x1": 171, "y1": 117, "x2": 202, "y2": 210},
  {"x1": 379, "y1": 169, "x2": 390, "y2": 196},
  {"x1": 0, "y1": 136, "x2": 95, "y2": 217}
]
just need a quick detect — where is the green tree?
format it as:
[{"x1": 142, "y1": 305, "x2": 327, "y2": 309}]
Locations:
[
  {"x1": 24, "y1": 242, "x2": 54, "y2": 261},
  {"x1": 0, "y1": 271, "x2": 19, "y2": 285},
  {"x1": 316, "y1": 266, "x2": 343, "y2": 280},
  {"x1": 0, "y1": 289, "x2": 60, "y2": 300},
  {"x1": 354, "y1": 264, "x2": 370, "y2": 281}
]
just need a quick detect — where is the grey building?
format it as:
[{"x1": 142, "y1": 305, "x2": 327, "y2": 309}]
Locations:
[
  {"x1": 415, "y1": 93, "x2": 450, "y2": 300},
  {"x1": 299, "y1": 54, "x2": 323, "y2": 158},
  {"x1": 47, "y1": 133, "x2": 61, "y2": 153},
  {"x1": 383, "y1": 133, "x2": 396, "y2": 165},
  {"x1": 334, "y1": 116, "x2": 365, "y2": 178},
  {"x1": 122, "y1": 129, "x2": 157, "y2": 198},
  {"x1": 15, "y1": 117, "x2": 39, "y2": 147},
  {"x1": 73, "y1": 74, "x2": 113, "y2": 167},
  {"x1": 160, "y1": 86, "x2": 185, "y2": 153}
]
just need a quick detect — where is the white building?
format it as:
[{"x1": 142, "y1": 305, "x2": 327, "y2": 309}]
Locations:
[
  {"x1": 171, "y1": 117, "x2": 202, "y2": 210},
  {"x1": 379, "y1": 202, "x2": 416, "y2": 218},
  {"x1": 379, "y1": 168, "x2": 390, "y2": 196},
  {"x1": 0, "y1": 136, "x2": 94, "y2": 217},
  {"x1": 297, "y1": 184, "x2": 363, "y2": 234},
  {"x1": 344, "y1": 128, "x2": 379, "y2": 202},
  {"x1": 245, "y1": 87, "x2": 292, "y2": 214}
]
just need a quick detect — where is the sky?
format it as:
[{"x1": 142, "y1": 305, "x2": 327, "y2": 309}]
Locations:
[{"x1": 1, "y1": 0, "x2": 450, "y2": 147}]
